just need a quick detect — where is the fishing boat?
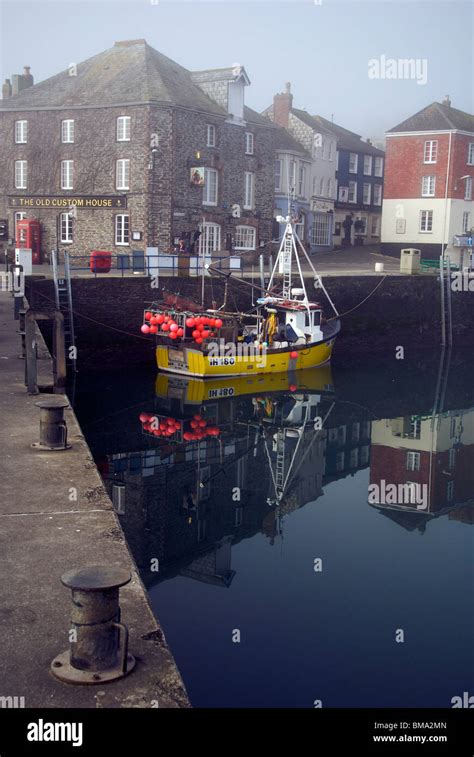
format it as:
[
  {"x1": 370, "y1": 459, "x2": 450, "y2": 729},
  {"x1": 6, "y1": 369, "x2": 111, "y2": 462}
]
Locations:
[{"x1": 140, "y1": 214, "x2": 341, "y2": 377}]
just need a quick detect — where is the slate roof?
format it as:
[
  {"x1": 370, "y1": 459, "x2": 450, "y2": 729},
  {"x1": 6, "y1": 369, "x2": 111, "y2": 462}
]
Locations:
[
  {"x1": 274, "y1": 125, "x2": 311, "y2": 157},
  {"x1": 387, "y1": 101, "x2": 474, "y2": 134},
  {"x1": 310, "y1": 113, "x2": 385, "y2": 156},
  {"x1": 0, "y1": 39, "x2": 271, "y2": 127},
  {"x1": 191, "y1": 66, "x2": 250, "y2": 85}
]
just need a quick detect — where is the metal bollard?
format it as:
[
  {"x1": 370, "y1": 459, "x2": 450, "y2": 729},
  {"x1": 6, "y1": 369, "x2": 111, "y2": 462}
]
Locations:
[
  {"x1": 17, "y1": 309, "x2": 26, "y2": 359},
  {"x1": 51, "y1": 566, "x2": 136, "y2": 685},
  {"x1": 32, "y1": 398, "x2": 71, "y2": 450}
]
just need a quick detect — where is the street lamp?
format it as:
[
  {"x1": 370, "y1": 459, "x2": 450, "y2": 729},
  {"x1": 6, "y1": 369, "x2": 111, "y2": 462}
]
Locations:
[{"x1": 454, "y1": 175, "x2": 471, "y2": 192}]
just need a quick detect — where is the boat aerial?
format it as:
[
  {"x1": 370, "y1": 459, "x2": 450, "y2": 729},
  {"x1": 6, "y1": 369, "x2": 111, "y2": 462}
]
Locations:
[{"x1": 140, "y1": 214, "x2": 341, "y2": 378}]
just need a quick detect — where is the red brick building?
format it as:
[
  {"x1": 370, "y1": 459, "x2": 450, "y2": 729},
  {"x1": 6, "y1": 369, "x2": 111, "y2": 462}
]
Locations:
[{"x1": 381, "y1": 98, "x2": 474, "y2": 257}]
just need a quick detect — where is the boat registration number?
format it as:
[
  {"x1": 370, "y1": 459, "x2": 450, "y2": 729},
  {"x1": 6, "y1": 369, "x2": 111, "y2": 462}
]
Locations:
[
  {"x1": 208, "y1": 387, "x2": 235, "y2": 398},
  {"x1": 208, "y1": 357, "x2": 236, "y2": 366}
]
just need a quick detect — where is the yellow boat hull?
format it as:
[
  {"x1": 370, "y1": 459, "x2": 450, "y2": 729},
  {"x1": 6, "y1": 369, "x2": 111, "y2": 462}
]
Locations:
[
  {"x1": 155, "y1": 365, "x2": 335, "y2": 404},
  {"x1": 156, "y1": 338, "x2": 336, "y2": 378}
]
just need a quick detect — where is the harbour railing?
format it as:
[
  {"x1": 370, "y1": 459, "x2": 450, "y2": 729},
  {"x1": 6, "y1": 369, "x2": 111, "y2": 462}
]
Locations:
[{"x1": 51, "y1": 251, "x2": 249, "y2": 279}]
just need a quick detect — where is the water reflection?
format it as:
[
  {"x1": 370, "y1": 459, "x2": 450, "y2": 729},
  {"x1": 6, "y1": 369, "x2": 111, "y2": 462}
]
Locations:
[
  {"x1": 80, "y1": 351, "x2": 473, "y2": 707},
  {"x1": 99, "y1": 358, "x2": 473, "y2": 585}
]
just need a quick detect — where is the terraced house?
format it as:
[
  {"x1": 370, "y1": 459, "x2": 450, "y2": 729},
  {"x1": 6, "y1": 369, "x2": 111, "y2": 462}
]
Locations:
[
  {"x1": 0, "y1": 40, "x2": 275, "y2": 262},
  {"x1": 264, "y1": 84, "x2": 384, "y2": 251},
  {"x1": 381, "y1": 98, "x2": 474, "y2": 257}
]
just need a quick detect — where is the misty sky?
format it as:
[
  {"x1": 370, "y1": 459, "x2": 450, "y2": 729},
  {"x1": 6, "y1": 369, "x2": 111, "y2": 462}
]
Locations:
[{"x1": 0, "y1": 0, "x2": 472, "y2": 138}]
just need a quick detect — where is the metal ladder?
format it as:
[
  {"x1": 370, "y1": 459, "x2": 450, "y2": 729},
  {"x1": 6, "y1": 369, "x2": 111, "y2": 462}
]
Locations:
[
  {"x1": 52, "y1": 250, "x2": 76, "y2": 371},
  {"x1": 439, "y1": 254, "x2": 453, "y2": 347},
  {"x1": 275, "y1": 429, "x2": 286, "y2": 493},
  {"x1": 281, "y1": 227, "x2": 293, "y2": 299}
]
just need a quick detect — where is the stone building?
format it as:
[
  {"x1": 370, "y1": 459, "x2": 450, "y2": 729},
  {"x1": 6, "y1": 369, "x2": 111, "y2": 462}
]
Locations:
[{"x1": 0, "y1": 40, "x2": 276, "y2": 262}]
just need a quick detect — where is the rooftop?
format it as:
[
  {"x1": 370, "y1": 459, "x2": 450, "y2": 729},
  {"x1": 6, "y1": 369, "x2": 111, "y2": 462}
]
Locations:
[
  {"x1": 0, "y1": 40, "x2": 270, "y2": 126},
  {"x1": 388, "y1": 101, "x2": 474, "y2": 134},
  {"x1": 274, "y1": 125, "x2": 312, "y2": 158}
]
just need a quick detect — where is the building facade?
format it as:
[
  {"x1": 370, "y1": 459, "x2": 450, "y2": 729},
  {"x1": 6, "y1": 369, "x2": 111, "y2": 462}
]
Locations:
[
  {"x1": 264, "y1": 85, "x2": 337, "y2": 252},
  {"x1": 272, "y1": 125, "x2": 312, "y2": 245},
  {"x1": 310, "y1": 115, "x2": 385, "y2": 248},
  {"x1": 0, "y1": 41, "x2": 276, "y2": 262},
  {"x1": 381, "y1": 98, "x2": 474, "y2": 257},
  {"x1": 264, "y1": 85, "x2": 385, "y2": 251}
]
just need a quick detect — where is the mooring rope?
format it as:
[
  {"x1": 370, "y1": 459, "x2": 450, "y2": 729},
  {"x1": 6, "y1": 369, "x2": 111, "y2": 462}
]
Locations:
[{"x1": 327, "y1": 275, "x2": 388, "y2": 321}]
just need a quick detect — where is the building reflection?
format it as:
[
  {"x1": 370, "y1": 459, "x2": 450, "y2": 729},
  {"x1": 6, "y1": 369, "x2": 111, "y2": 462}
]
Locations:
[
  {"x1": 98, "y1": 357, "x2": 473, "y2": 589},
  {"x1": 369, "y1": 408, "x2": 474, "y2": 527},
  {"x1": 369, "y1": 349, "x2": 474, "y2": 531}
]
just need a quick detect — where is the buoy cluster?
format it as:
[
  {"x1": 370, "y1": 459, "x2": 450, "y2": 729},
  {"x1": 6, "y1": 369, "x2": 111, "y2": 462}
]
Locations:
[
  {"x1": 184, "y1": 316, "x2": 223, "y2": 346},
  {"x1": 183, "y1": 413, "x2": 221, "y2": 440},
  {"x1": 139, "y1": 412, "x2": 221, "y2": 441},
  {"x1": 140, "y1": 311, "x2": 223, "y2": 344},
  {"x1": 141, "y1": 312, "x2": 183, "y2": 339},
  {"x1": 139, "y1": 413, "x2": 182, "y2": 437}
]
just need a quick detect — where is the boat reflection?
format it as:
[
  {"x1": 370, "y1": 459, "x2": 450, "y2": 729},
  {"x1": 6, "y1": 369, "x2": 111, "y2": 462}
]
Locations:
[{"x1": 99, "y1": 360, "x2": 473, "y2": 591}]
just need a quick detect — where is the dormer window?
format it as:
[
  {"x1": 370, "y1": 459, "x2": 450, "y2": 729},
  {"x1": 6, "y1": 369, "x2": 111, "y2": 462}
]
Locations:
[{"x1": 226, "y1": 66, "x2": 250, "y2": 123}]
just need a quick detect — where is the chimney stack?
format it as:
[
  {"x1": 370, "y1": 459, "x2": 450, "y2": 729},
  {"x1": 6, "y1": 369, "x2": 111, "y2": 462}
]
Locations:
[
  {"x1": 11, "y1": 67, "x2": 34, "y2": 96},
  {"x1": 442, "y1": 95, "x2": 451, "y2": 107},
  {"x1": 2, "y1": 78, "x2": 12, "y2": 99},
  {"x1": 23, "y1": 66, "x2": 34, "y2": 88},
  {"x1": 273, "y1": 82, "x2": 293, "y2": 129}
]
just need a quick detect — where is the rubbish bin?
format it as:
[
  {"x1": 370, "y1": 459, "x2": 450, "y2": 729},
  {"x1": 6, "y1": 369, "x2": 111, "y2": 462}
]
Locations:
[
  {"x1": 400, "y1": 248, "x2": 421, "y2": 274},
  {"x1": 90, "y1": 250, "x2": 112, "y2": 273},
  {"x1": 132, "y1": 249, "x2": 145, "y2": 274},
  {"x1": 15, "y1": 248, "x2": 32, "y2": 276},
  {"x1": 177, "y1": 253, "x2": 189, "y2": 277},
  {"x1": 117, "y1": 253, "x2": 130, "y2": 272}
]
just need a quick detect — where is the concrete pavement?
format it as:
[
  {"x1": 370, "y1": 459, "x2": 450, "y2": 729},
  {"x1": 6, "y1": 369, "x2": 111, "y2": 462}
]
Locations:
[
  {"x1": 24, "y1": 245, "x2": 409, "y2": 280},
  {"x1": 0, "y1": 289, "x2": 189, "y2": 708}
]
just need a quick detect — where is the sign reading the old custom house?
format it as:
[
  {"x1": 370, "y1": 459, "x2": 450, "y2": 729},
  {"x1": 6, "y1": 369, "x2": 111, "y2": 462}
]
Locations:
[{"x1": 8, "y1": 196, "x2": 127, "y2": 209}]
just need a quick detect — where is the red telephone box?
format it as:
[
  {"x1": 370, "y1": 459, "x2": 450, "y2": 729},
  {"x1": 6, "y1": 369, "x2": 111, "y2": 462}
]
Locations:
[{"x1": 16, "y1": 218, "x2": 42, "y2": 264}]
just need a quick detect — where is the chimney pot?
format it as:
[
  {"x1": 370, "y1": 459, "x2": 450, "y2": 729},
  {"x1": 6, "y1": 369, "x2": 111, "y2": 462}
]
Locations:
[
  {"x1": 284, "y1": 82, "x2": 291, "y2": 94},
  {"x1": 442, "y1": 95, "x2": 451, "y2": 107}
]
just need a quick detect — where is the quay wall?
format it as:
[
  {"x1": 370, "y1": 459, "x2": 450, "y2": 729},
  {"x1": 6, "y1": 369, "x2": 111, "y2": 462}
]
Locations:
[{"x1": 25, "y1": 274, "x2": 474, "y2": 369}]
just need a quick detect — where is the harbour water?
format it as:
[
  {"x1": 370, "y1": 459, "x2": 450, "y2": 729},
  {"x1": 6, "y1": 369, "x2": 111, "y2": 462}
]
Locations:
[{"x1": 72, "y1": 350, "x2": 474, "y2": 708}]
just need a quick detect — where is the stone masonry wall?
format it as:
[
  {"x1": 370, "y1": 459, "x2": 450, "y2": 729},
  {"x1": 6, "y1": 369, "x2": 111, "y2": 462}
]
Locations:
[
  {"x1": 0, "y1": 104, "x2": 151, "y2": 258},
  {"x1": 26, "y1": 274, "x2": 474, "y2": 370}
]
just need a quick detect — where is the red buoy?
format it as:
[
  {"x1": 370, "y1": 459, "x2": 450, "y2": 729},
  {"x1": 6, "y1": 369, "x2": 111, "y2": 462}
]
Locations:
[
  {"x1": 149, "y1": 325, "x2": 158, "y2": 334},
  {"x1": 215, "y1": 318, "x2": 223, "y2": 329},
  {"x1": 186, "y1": 317, "x2": 195, "y2": 328},
  {"x1": 290, "y1": 351, "x2": 298, "y2": 359},
  {"x1": 161, "y1": 323, "x2": 170, "y2": 332},
  {"x1": 141, "y1": 324, "x2": 150, "y2": 334},
  {"x1": 144, "y1": 311, "x2": 152, "y2": 321}
]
